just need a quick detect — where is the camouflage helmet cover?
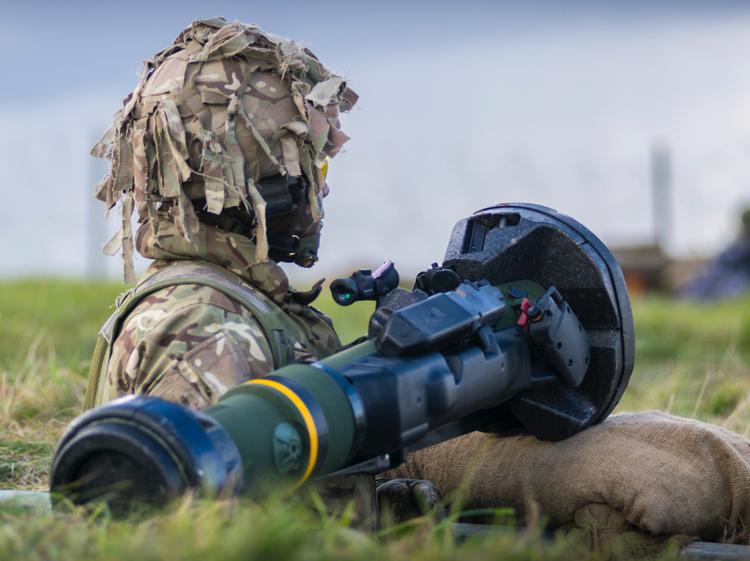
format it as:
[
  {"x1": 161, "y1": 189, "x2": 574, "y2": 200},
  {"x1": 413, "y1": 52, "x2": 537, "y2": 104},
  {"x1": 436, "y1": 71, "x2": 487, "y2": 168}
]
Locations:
[{"x1": 92, "y1": 17, "x2": 358, "y2": 282}]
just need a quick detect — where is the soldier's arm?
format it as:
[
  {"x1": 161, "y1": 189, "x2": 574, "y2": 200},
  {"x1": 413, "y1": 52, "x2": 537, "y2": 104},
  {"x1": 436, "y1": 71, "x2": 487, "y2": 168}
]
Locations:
[{"x1": 103, "y1": 284, "x2": 274, "y2": 409}]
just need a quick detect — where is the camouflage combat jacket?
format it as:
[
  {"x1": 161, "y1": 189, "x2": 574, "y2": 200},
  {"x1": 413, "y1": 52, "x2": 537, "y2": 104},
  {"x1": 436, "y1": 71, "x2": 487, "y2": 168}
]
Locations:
[
  {"x1": 86, "y1": 222, "x2": 339, "y2": 407},
  {"x1": 89, "y1": 260, "x2": 338, "y2": 408},
  {"x1": 84, "y1": 222, "x2": 376, "y2": 527}
]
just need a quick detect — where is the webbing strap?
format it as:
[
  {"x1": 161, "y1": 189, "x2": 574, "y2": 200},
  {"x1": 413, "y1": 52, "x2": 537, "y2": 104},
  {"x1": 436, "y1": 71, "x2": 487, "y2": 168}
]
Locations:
[{"x1": 82, "y1": 335, "x2": 109, "y2": 411}]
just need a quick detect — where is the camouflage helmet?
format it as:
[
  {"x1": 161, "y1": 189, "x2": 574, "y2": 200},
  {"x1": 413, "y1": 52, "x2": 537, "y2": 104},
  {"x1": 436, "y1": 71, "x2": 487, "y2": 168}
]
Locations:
[{"x1": 92, "y1": 18, "x2": 357, "y2": 282}]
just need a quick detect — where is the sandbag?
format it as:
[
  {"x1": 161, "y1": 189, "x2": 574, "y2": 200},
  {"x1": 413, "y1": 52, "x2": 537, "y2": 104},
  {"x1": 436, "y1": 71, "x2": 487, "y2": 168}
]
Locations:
[{"x1": 386, "y1": 411, "x2": 750, "y2": 543}]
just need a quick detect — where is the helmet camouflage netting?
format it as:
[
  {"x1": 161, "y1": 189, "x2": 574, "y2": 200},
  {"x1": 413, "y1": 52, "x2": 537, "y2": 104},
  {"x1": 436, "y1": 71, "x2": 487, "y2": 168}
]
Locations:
[{"x1": 92, "y1": 17, "x2": 358, "y2": 282}]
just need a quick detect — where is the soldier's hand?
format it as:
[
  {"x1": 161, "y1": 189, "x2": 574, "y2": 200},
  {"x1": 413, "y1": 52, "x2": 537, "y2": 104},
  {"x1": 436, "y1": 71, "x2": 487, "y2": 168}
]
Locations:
[{"x1": 376, "y1": 478, "x2": 442, "y2": 523}]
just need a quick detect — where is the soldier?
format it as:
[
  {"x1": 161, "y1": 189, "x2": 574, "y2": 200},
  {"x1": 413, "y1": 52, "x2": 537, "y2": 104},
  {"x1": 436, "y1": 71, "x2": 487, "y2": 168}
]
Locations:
[
  {"x1": 84, "y1": 17, "x2": 376, "y2": 527},
  {"x1": 87, "y1": 18, "x2": 750, "y2": 555},
  {"x1": 86, "y1": 17, "x2": 351, "y2": 413}
]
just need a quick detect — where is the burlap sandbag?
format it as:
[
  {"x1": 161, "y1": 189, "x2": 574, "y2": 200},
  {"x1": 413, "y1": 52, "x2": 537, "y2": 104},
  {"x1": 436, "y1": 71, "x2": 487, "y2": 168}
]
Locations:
[{"x1": 386, "y1": 411, "x2": 750, "y2": 543}]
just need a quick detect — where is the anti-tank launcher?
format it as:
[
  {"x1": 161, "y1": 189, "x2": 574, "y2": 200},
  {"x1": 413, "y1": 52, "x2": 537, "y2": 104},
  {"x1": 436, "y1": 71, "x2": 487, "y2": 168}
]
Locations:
[{"x1": 50, "y1": 204, "x2": 634, "y2": 512}]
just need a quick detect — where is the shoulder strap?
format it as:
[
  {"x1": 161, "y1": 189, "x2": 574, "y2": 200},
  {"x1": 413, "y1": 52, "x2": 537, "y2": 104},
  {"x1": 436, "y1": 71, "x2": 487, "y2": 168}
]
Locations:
[
  {"x1": 82, "y1": 334, "x2": 110, "y2": 410},
  {"x1": 83, "y1": 261, "x2": 300, "y2": 410}
]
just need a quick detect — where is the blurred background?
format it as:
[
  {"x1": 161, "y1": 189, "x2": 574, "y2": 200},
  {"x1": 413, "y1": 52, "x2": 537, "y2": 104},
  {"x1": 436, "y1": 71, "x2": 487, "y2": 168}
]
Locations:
[{"x1": 2, "y1": 0, "x2": 750, "y2": 294}]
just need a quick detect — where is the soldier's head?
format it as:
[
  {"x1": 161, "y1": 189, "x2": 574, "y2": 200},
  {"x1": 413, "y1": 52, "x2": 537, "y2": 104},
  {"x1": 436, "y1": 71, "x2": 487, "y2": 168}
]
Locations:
[{"x1": 93, "y1": 18, "x2": 357, "y2": 281}]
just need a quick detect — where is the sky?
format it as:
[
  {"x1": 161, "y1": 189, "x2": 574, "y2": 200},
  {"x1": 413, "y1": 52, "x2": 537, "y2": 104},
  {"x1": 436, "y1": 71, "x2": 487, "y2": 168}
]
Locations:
[{"x1": 1, "y1": 0, "x2": 750, "y2": 283}]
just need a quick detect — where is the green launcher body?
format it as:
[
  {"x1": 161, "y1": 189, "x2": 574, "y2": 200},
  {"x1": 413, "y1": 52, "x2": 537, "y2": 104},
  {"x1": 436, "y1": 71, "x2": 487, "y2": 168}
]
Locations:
[{"x1": 210, "y1": 279, "x2": 548, "y2": 490}]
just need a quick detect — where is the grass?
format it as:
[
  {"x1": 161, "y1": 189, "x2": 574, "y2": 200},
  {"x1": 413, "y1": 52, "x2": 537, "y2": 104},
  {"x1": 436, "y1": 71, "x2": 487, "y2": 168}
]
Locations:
[
  {"x1": 0, "y1": 279, "x2": 749, "y2": 560},
  {"x1": 0, "y1": 279, "x2": 124, "y2": 373},
  {"x1": 0, "y1": 495, "x2": 614, "y2": 561},
  {"x1": 620, "y1": 296, "x2": 750, "y2": 434}
]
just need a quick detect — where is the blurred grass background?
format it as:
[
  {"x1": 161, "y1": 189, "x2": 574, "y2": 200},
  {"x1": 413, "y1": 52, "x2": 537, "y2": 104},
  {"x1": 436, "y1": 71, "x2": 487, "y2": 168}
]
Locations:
[{"x1": 0, "y1": 280, "x2": 747, "y2": 559}]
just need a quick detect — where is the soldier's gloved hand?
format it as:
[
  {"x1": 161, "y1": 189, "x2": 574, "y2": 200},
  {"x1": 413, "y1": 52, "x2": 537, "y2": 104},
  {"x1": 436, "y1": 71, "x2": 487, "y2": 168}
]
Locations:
[
  {"x1": 385, "y1": 412, "x2": 750, "y2": 549},
  {"x1": 376, "y1": 478, "x2": 442, "y2": 523}
]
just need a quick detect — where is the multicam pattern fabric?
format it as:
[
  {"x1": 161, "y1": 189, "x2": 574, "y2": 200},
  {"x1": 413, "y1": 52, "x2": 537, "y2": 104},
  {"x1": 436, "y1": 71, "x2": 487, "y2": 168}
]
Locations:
[
  {"x1": 136, "y1": 219, "x2": 342, "y2": 353},
  {"x1": 102, "y1": 281, "x2": 274, "y2": 408},
  {"x1": 136, "y1": 214, "x2": 290, "y2": 302},
  {"x1": 92, "y1": 17, "x2": 357, "y2": 282},
  {"x1": 97, "y1": 223, "x2": 341, "y2": 407}
]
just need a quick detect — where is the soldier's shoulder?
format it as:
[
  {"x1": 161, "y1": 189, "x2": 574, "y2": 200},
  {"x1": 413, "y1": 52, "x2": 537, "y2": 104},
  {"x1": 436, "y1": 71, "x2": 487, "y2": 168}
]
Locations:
[
  {"x1": 115, "y1": 282, "x2": 267, "y2": 350},
  {"x1": 134, "y1": 282, "x2": 251, "y2": 317},
  {"x1": 106, "y1": 282, "x2": 275, "y2": 406}
]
